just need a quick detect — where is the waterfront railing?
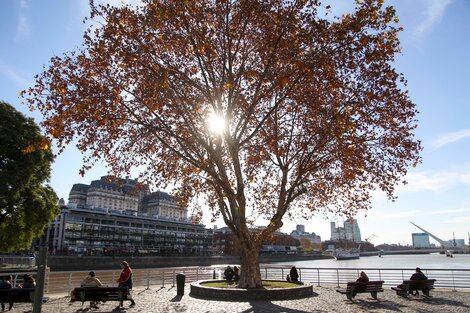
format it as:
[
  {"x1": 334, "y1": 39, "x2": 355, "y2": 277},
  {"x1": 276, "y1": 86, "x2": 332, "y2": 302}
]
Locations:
[
  {"x1": 0, "y1": 256, "x2": 36, "y2": 268},
  {"x1": 3, "y1": 266, "x2": 470, "y2": 295}
]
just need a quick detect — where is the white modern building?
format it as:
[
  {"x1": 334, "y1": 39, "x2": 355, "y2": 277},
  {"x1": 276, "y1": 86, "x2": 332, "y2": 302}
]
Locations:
[
  {"x1": 412, "y1": 233, "x2": 430, "y2": 248},
  {"x1": 446, "y1": 239, "x2": 466, "y2": 248}
]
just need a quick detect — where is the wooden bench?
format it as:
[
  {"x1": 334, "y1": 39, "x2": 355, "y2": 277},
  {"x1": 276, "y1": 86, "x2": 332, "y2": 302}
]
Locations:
[
  {"x1": 391, "y1": 279, "x2": 436, "y2": 297},
  {"x1": 336, "y1": 281, "x2": 384, "y2": 300},
  {"x1": 0, "y1": 288, "x2": 35, "y2": 303},
  {"x1": 0, "y1": 288, "x2": 48, "y2": 308},
  {"x1": 71, "y1": 287, "x2": 132, "y2": 307}
]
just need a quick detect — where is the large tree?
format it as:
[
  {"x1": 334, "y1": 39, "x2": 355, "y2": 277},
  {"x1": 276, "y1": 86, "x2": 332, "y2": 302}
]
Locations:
[
  {"x1": 24, "y1": 0, "x2": 420, "y2": 288},
  {"x1": 0, "y1": 101, "x2": 59, "y2": 251}
]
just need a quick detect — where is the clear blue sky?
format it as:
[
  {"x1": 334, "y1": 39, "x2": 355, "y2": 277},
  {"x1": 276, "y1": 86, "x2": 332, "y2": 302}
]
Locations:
[{"x1": 1, "y1": 0, "x2": 469, "y2": 246}]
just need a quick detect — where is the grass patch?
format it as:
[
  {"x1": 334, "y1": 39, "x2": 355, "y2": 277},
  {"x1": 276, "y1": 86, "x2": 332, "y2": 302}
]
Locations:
[{"x1": 200, "y1": 280, "x2": 303, "y2": 289}]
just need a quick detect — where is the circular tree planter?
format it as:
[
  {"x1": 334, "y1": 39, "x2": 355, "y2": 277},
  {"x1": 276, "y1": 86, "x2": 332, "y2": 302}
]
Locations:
[{"x1": 190, "y1": 280, "x2": 314, "y2": 301}]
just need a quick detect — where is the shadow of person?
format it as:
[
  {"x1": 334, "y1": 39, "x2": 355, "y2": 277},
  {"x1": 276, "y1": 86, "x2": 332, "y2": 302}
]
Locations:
[
  {"x1": 170, "y1": 295, "x2": 183, "y2": 302},
  {"x1": 423, "y1": 297, "x2": 470, "y2": 309}
]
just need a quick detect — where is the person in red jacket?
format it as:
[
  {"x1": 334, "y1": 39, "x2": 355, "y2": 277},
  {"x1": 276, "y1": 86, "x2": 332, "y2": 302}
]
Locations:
[{"x1": 117, "y1": 261, "x2": 136, "y2": 306}]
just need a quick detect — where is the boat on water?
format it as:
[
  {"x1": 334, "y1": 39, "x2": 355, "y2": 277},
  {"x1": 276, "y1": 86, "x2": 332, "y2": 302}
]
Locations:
[
  {"x1": 330, "y1": 218, "x2": 362, "y2": 260},
  {"x1": 333, "y1": 247, "x2": 360, "y2": 260}
]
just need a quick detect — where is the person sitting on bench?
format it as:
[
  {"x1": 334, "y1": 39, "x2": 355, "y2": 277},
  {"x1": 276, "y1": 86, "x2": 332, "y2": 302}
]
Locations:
[
  {"x1": 224, "y1": 266, "x2": 234, "y2": 280},
  {"x1": 356, "y1": 271, "x2": 369, "y2": 283},
  {"x1": 21, "y1": 274, "x2": 36, "y2": 289},
  {"x1": 352, "y1": 271, "x2": 370, "y2": 297},
  {"x1": 290, "y1": 267, "x2": 299, "y2": 282},
  {"x1": 397, "y1": 267, "x2": 427, "y2": 296},
  {"x1": 409, "y1": 267, "x2": 427, "y2": 296},
  {"x1": 0, "y1": 275, "x2": 13, "y2": 311},
  {"x1": 76, "y1": 271, "x2": 103, "y2": 308}
]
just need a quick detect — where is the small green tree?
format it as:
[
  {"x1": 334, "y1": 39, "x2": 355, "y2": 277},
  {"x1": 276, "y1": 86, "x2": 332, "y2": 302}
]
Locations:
[{"x1": 0, "y1": 101, "x2": 60, "y2": 251}]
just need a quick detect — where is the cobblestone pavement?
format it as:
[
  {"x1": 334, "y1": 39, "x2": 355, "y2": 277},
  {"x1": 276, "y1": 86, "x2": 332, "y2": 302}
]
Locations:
[{"x1": 6, "y1": 286, "x2": 470, "y2": 312}]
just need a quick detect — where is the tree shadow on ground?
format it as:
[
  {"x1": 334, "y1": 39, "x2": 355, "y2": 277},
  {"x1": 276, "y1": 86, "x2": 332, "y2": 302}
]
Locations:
[
  {"x1": 241, "y1": 301, "x2": 326, "y2": 313},
  {"x1": 239, "y1": 293, "x2": 324, "y2": 313},
  {"x1": 170, "y1": 295, "x2": 183, "y2": 302},
  {"x1": 73, "y1": 305, "x2": 129, "y2": 313},
  {"x1": 347, "y1": 298, "x2": 407, "y2": 312}
]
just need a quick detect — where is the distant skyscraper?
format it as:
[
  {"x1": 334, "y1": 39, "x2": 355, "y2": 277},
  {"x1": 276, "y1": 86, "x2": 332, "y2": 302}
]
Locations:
[
  {"x1": 344, "y1": 219, "x2": 362, "y2": 242},
  {"x1": 412, "y1": 233, "x2": 430, "y2": 248},
  {"x1": 330, "y1": 219, "x2": 362, "y2": 242}
]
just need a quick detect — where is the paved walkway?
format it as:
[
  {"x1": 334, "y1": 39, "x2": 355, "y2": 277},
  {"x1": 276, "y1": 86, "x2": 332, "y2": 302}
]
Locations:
[{"x1": 7, "y1": 286, "x2": 470, "y2": 312}]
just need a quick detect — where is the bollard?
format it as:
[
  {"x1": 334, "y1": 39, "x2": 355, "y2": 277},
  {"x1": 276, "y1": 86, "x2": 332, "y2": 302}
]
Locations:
[
  {"x1": 33, "y1": 246, "x2": 47, "y2": 313},
  {"x1": 176, "y1": 273, "x2": 185, "y2": 296},
  {"x1": 213, "y1": 270, "x2": 216, "y2": 279}
]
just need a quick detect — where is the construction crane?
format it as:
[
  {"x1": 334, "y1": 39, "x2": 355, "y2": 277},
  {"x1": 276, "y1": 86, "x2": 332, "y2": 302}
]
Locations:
[{"x1": 365, "y1": 234, "x2": 377, "y2": 242}]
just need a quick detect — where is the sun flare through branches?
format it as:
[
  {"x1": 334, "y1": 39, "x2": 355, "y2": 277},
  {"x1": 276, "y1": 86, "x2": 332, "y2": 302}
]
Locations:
[{"x1": 207, "y1": 112, "x2": 226, "y2": 136}]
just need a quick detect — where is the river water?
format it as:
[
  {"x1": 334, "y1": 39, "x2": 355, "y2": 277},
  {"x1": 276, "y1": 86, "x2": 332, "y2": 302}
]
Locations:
[{"x1": 267, "y1": 253, "x2": 470, "y2": 270}]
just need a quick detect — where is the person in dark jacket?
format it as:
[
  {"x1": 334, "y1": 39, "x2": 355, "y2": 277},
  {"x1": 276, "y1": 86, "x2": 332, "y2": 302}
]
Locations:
[
  {"x1": 223, "y1": 266, "x2": 234, "y2": 280},
  {"x1": 117, "y1": 261, "x2": 136, "y2": 306},
  {"x1": 353, "y1": 271, "x2": 370, "y2": 298},
  {"x1": 0, "y1": 275, "x2": 13, "y2": 311},
  {"x1": 290, "y1": 267, "x2": 299, "y2": 282},
  {"x1": 410, "y1": 268, "x2": 427, "y2": 281},
  {"x1": 356, "y1": 271, "x2": 369, "y2": 283},
  {"x1": 409, "y1": 267, "x2": 428, "y2": 296},
  {"x1": 21, "y1": 274, "x2": 36, "y2": 289},
  {"x1": 233, "y1": 266, "x2": 240, "y2": 281}
]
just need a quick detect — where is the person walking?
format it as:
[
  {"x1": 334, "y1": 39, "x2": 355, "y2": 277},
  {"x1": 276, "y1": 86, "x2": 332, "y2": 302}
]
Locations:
[{"x1": 117, "y1": 261, "x2": 136, "y2": 306}]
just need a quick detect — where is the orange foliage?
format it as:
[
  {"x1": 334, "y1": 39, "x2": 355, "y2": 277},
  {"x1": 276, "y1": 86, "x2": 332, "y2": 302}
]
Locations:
[{"x1": 24, "y1": 0, "x2": 420, "y2": 287}]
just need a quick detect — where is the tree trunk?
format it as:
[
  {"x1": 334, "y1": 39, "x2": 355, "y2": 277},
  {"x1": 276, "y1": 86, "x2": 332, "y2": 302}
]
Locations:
[{"x1": 237, "y1": 243, "x2": 262, "y2": 289}]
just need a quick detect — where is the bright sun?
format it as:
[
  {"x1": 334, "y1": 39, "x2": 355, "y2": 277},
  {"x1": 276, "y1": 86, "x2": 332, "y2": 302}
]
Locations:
[{"x1": 208, "y1": 113, "x2": 225, "y2": 135}]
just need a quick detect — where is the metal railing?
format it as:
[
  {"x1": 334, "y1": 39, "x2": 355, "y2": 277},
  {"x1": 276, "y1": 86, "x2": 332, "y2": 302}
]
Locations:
[
  {"x1": 0, "y1": 256, "x2": 36, "y2": 268},
  {"x1": 2, "y1": 266, "x2": 469, "y2": 295},
  {"x1": 260, "y1": 266, "x2": 470, "y2": 290}
]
